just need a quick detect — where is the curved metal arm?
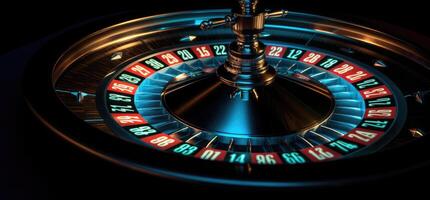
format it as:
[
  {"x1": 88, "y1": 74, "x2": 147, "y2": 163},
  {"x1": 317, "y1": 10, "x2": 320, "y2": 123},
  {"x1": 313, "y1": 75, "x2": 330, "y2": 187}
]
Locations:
[
  {"x1": 200, "y1": 15, "x2": 235, "y2": 30},
  {"x1": 265, "y1": 9, "x2": 288, "y2": 19},
  {"x1": 200, "y1": 9, "x2": 287, "y2": 31}
]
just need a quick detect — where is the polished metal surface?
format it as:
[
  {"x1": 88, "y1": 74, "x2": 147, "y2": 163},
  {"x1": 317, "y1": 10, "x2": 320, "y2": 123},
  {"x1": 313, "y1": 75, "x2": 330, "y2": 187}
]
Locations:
[
  {"x1": 163, "y1": 73, "x2": 334, "y2": 137},
  {"x1": 200, "y1": 0, "x2": 286, "y2": 91},
  {"x1": 162, "y1": 0, "x2": 335, "y2": 137},
  {"x1": 37, "y1": 6, "x2": 426, "y2": 184},
  {"x1": 218, "y1": 0, "x2": 275, "y2": 91},
  {"x1": 52, "y1": 9, "x2": 422, "y2": 144}
]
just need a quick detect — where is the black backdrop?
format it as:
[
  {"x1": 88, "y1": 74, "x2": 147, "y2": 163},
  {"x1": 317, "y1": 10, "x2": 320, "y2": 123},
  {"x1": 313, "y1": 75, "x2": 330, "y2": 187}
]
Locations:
[
  {"x1": 2, "y1": 0, "x2": 429, "y2": 53},
  {"x1": 2, "y1": 0, "x2": 430, "y2": 199}
]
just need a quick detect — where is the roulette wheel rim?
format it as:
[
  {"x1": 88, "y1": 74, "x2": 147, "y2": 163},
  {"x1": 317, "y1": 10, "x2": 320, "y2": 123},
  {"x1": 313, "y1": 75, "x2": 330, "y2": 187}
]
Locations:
[{"x1": 23, "y1": 7, "x2": 430, "y2": 187}]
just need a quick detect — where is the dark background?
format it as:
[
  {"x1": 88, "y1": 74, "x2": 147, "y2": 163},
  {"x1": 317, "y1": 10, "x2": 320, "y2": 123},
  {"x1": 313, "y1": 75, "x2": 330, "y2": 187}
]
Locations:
[
  {"x1": 1, "y1": 0, "x2": 429, "y2": 54},
  {"x1": 2, "y1": 0, "x2": 430, "y2": 199}
]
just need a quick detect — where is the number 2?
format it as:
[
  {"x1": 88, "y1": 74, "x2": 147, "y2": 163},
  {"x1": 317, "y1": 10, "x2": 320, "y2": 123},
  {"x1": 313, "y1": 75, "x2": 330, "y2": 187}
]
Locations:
[
  {"x1": 268, "y1": 46, "x2": 283, "y2": 57},
  {"x1": 213, "y1": 45, "x2": 227, "y2": 56},
  {"x1": 176, "y1": 49, "x2": 194, "y2": 61}
]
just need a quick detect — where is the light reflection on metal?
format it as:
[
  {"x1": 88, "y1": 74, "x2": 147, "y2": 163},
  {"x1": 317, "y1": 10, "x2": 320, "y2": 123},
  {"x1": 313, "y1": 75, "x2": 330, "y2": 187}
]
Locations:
[
  {"x1": 205, "y1": 136, "x2": 218, "y2": 148},
  {"x1": 374, "y1": 60, "x2": 387, "y2": 68},
  {"x1": 174, "y1": 73, "x2": 189, "y2": 81},
  {"x1": 111, "y1": 52, "x2": 123, "y2": 61},
  {"x1": 228, "y1": 139, "x2": 234, "y2": 151},
  {"x1": 180, "y1": 35, "x2": 197, "y2": 42},
  {"x1": 405, "y1": 90, "x2": 429, "y2": 104},
  {"x1": 185, "y1": 131, "x2": 203, "y2": 142},
  {"x1": 409, "y1": 128, "x2": 426, "y2": 138},
  {"x1": 251, "y1": 89, "x2": 259, "y2": 100},
  {"x1": 313, "y1": 28, "x2": 336, "y2": 35},
  {"x1": 298, "y1": 136, "x2": 314, "y2": 147},
  {"x1": 84, "y1": 118, "x2": 105, "y2": 123},
  {"x1": 55, "y1": 89, "x2": 95, "y2": 103},
  {"x1": 260, "y1": 32, "x2": 271, "y2": 37},
  {"x1": 219, "y1": 98, "x2": 252, "y2": 135}
]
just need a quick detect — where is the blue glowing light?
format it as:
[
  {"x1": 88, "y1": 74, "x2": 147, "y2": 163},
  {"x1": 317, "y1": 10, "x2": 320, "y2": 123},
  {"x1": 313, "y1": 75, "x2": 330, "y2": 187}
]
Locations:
[{"x1": 219, "y1": 99, "x2": 251, "y2": 136}]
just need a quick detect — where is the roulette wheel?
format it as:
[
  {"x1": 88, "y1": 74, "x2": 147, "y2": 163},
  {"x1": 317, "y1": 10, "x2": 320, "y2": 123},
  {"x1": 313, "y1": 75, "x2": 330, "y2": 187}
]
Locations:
[{"x1": 5, "y1": 0, "x2": 430, "y2": 196}]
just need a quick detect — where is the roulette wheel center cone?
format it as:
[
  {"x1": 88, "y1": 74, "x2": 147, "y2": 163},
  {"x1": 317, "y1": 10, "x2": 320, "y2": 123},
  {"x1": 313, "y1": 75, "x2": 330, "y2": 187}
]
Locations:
[{"x1": 162, "y1": 0, "x2": 335, "y2": 137}]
